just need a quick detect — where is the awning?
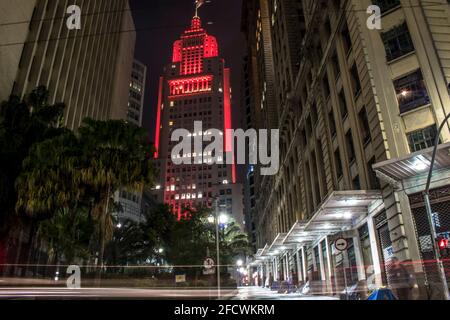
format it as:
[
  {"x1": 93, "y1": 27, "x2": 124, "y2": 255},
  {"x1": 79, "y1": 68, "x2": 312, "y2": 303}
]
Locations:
[
  {"x1": 283, "y1": 221, "x2": 323, "y2": 245},
  {"x1": 373, "y1": 142, "x2": 450, "y2": 182},
  {"x1": 250, "y1": 191, "x2": 382, "y2": 265},
  {"x1": 304, "y1": 190, "x2": 382, "y2": 233}
]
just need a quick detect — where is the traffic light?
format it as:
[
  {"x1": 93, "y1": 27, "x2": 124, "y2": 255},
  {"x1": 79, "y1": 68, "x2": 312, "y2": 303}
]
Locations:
[{"x1": 436, "y1": 237, "x2": 449, "y2": 258}]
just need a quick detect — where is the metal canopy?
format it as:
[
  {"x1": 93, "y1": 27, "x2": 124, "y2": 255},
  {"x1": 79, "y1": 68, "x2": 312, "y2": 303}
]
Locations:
[
  {"x1": 304, "y1": 190, "x2": 382, "y2": 233},
  {"x1": 373, "y1": 142, "x2": 450, "y2": 182},
  {"x1": 251, "y1": 191, "x2": 382, "y2": 266}
]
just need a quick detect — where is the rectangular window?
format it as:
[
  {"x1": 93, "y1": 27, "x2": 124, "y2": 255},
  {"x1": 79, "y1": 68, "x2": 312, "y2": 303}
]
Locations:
[
  {"x1": 329, "y1": 110, "x2": 337, "y2": 137},
  {"x1": 331, "y1": 51, "x2": 340, "y2": 78},
  {"x1": 334, "y1": 149, "x2": 343, "y2": 179},
  {"x1": 358, "y1": 107, "x2": 371, "y2": 145},
  {"x1": 367, "y1": 157, "x2": 381, "y2": 190},
  {"x1": 311, "y1": 102, "x2": 318, "y2": 126},
  {"x1": 394, "y1": 70, "x2": 430, "y2": 113},
  {"x1": 323, "y1": 73, "x2": 330, "y2": 98},
  {"x1": 353, "y1": 175, "x2": 361, "y2": 190},
  {"x1": 338, "y1": 90, "x2": 348, "y2": 119},
  {"x1": 407, "y1": 125, "x2": 438, "y2": 152},
  {"x1": 381, "y1": 22, "x2": 415, "y2": 61},
  {"x1": 341, "y1": 22, "x2": 352, "y2": 55},
  {"x1": 350, "y1": 63, "x2": 361, "y2": 97},
  {"x1": 346, "y1": 130, "x2": 356, "y2": 163}
]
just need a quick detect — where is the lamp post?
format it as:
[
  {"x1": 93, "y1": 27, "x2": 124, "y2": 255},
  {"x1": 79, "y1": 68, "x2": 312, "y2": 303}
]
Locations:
[
  {"x1": 214, "y1": 196, "x2": 221, "y2": 299},
  {"x1": 423, "y1": 112, "x2": 450, "y2": 300}
]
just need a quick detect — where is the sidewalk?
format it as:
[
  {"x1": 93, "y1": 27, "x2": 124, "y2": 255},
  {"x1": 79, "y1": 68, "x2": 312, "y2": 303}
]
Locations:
[{"x1": 233, "y1": 286, "x2": 339, "y2": 300}]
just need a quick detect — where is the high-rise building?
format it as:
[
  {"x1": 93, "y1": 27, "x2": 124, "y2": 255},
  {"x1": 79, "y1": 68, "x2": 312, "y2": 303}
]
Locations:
[
  {"x1": 115, "y1": 60, "x2": 148, "y2": 224},
  {"x1": 153, "y1": 11, "x2": 244, "y2": 226},
  {"x1": 243, "y1": 0, "x2": 450, "y2": 299},
  {"x1": 0, "y1": 0, "x2": 136, "y2": 129},
  {"x1": 127, "y1": 60, "x2": 147, "y2": 126}
]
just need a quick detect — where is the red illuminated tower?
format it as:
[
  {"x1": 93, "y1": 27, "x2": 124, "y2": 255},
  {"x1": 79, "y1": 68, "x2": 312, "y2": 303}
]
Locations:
[{"x1": 153, "y1": 12, "x2": 243, "y2": 225}]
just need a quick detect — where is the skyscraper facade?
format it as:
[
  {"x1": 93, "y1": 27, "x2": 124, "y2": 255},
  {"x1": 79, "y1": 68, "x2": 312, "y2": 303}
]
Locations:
[
  {"x1": 0, "y1": 0, "x2": 136, "y2": 129},
  {"x1": 153, "y1": 13, "x2": 244, "y2": 225},
  {"x1": 127, "y1": 60, "x2": 147, "y2": 127},
  {"x1": 115, "y1": 60, "x2": 148, "y2": 224}
]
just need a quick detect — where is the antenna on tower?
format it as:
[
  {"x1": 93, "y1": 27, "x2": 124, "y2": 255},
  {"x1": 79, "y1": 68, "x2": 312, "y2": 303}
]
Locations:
[{"x1": 195, "y1": 0, "x2": 205, "y2": 17}]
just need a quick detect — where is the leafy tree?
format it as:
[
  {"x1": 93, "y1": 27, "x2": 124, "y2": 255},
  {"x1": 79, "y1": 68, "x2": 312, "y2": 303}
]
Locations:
[
  {"x1": 165, "y1": 208, "x2": 250, "y2": 277},
  {"x1": 105, "y1": 204, "x2": 176, "y2": 267}
]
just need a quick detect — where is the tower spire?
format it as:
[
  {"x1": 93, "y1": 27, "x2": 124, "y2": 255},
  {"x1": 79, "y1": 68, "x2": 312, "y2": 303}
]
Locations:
[{"x1": 195, "y1": 0, "x2": 205, "y2": 17}]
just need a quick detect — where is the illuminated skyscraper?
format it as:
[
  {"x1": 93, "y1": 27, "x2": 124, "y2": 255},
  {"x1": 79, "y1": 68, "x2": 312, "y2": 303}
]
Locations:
[{"x1": 153, "y1": 13, "x2": 243, "y2": 225}]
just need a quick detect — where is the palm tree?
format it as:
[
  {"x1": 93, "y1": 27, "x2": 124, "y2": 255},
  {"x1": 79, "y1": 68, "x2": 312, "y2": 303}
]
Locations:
[
  {"x1": 38, "y1": 207, "x2": 94, "y2": 266},
  {"x1": 75, "y1": 118, "x2": 155, "y2": 267},
  {"x1": 15, "y1": 117, "x2": 156, "y2": 271},
  {"x1": 219, "y1": 221, "x2": 251, "y2": 266},
  {"x1": 15, "y1": 132, "x2": 82, "y2": 218}
]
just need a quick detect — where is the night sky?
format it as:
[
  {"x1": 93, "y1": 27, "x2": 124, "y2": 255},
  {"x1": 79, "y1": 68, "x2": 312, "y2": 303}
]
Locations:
[{"x1": 129, "y1": 0, "x2": 246, "y2": 142}]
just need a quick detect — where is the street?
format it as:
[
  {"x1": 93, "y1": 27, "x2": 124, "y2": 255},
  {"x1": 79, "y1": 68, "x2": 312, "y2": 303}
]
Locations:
[{"x1": 0, "y1": 286, "x2": 338, "y2": 300}]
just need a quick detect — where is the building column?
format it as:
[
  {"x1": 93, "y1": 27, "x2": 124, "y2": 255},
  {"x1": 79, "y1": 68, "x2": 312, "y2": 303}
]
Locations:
[
  {"x1": 318, "y1": 241, "x2": 326, "y2": 281},
  {"x1": 296, "y1": 248, "x2": 303, "y2": 283},
  {"x1": 353, "y1": 233, "x2": 366, "y2": 281},
  {"x1": 301, "y1": 247, "x2": 307, "y2": 282},
  {"x1": 284, "y1": 253, "x2": 289, "y2": 281},
  {"x1": 367, "y1": 212, "x2": 383, "y2": 288}
]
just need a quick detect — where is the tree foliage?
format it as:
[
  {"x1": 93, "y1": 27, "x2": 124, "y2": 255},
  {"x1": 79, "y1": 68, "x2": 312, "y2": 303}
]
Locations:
[{"x1": 0, "y1": 86, "x2": 65, "y2": 236}]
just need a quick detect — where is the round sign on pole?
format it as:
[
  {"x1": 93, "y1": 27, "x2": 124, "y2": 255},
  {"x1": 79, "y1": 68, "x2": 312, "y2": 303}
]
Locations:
[
  {"x1": 204, "y1": 257, "x2": 215, "y2": 269},
  {"x1": 334, "y1": 238, "x2": 349, "y2": 252}
]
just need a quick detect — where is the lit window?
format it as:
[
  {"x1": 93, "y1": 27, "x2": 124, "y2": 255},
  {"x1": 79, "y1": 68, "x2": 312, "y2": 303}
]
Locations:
[{"x1": 394, "y1": 70, "x2": 430, "y2": 113}]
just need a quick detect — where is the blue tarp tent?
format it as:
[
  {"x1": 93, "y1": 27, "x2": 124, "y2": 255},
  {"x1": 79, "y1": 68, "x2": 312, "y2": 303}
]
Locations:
[{"x1": 367, "y1": 288, "x2": 397, "y2": 300}]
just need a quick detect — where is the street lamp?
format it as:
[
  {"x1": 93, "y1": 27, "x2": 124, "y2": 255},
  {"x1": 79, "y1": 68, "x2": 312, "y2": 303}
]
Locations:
[
  {"x1": 219, "y1": 214, "x2": 229, "y2": 225},
  {"x1": 236, "y1": 259, "x2": 244, "y2": 267},
  {"x1": 423, "y1": 112, "x2": 450, "y2": 300},
  {"x1": 211, "y1": 196, "x2": 229, "y2": 299},
  {"x1": 213, "y1": 196, "x2": 221, "y2": 299}
]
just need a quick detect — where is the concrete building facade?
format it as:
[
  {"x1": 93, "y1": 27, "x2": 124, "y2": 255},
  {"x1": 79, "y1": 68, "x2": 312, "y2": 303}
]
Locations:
[
  {"x1": 0, "y1": 0, "x2": 136, "y2": 129},
  {"x1": 243, "y1": 0, "x2": 450, "y2": 299}
]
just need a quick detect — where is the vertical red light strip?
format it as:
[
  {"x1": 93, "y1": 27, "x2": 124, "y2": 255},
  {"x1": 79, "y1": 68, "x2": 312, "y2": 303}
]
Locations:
[
  {"x1": 154, "y1": 76, "x2": 164, "y2": 159},
  {"x1": 223, "y1": 68, "x2": 236, "y2": 183}
]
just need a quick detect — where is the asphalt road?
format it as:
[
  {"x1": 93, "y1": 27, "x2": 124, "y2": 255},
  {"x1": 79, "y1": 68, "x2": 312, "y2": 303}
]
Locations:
[{"x1": 0, "y1": 286, "x2": 338, "y2": 300}]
